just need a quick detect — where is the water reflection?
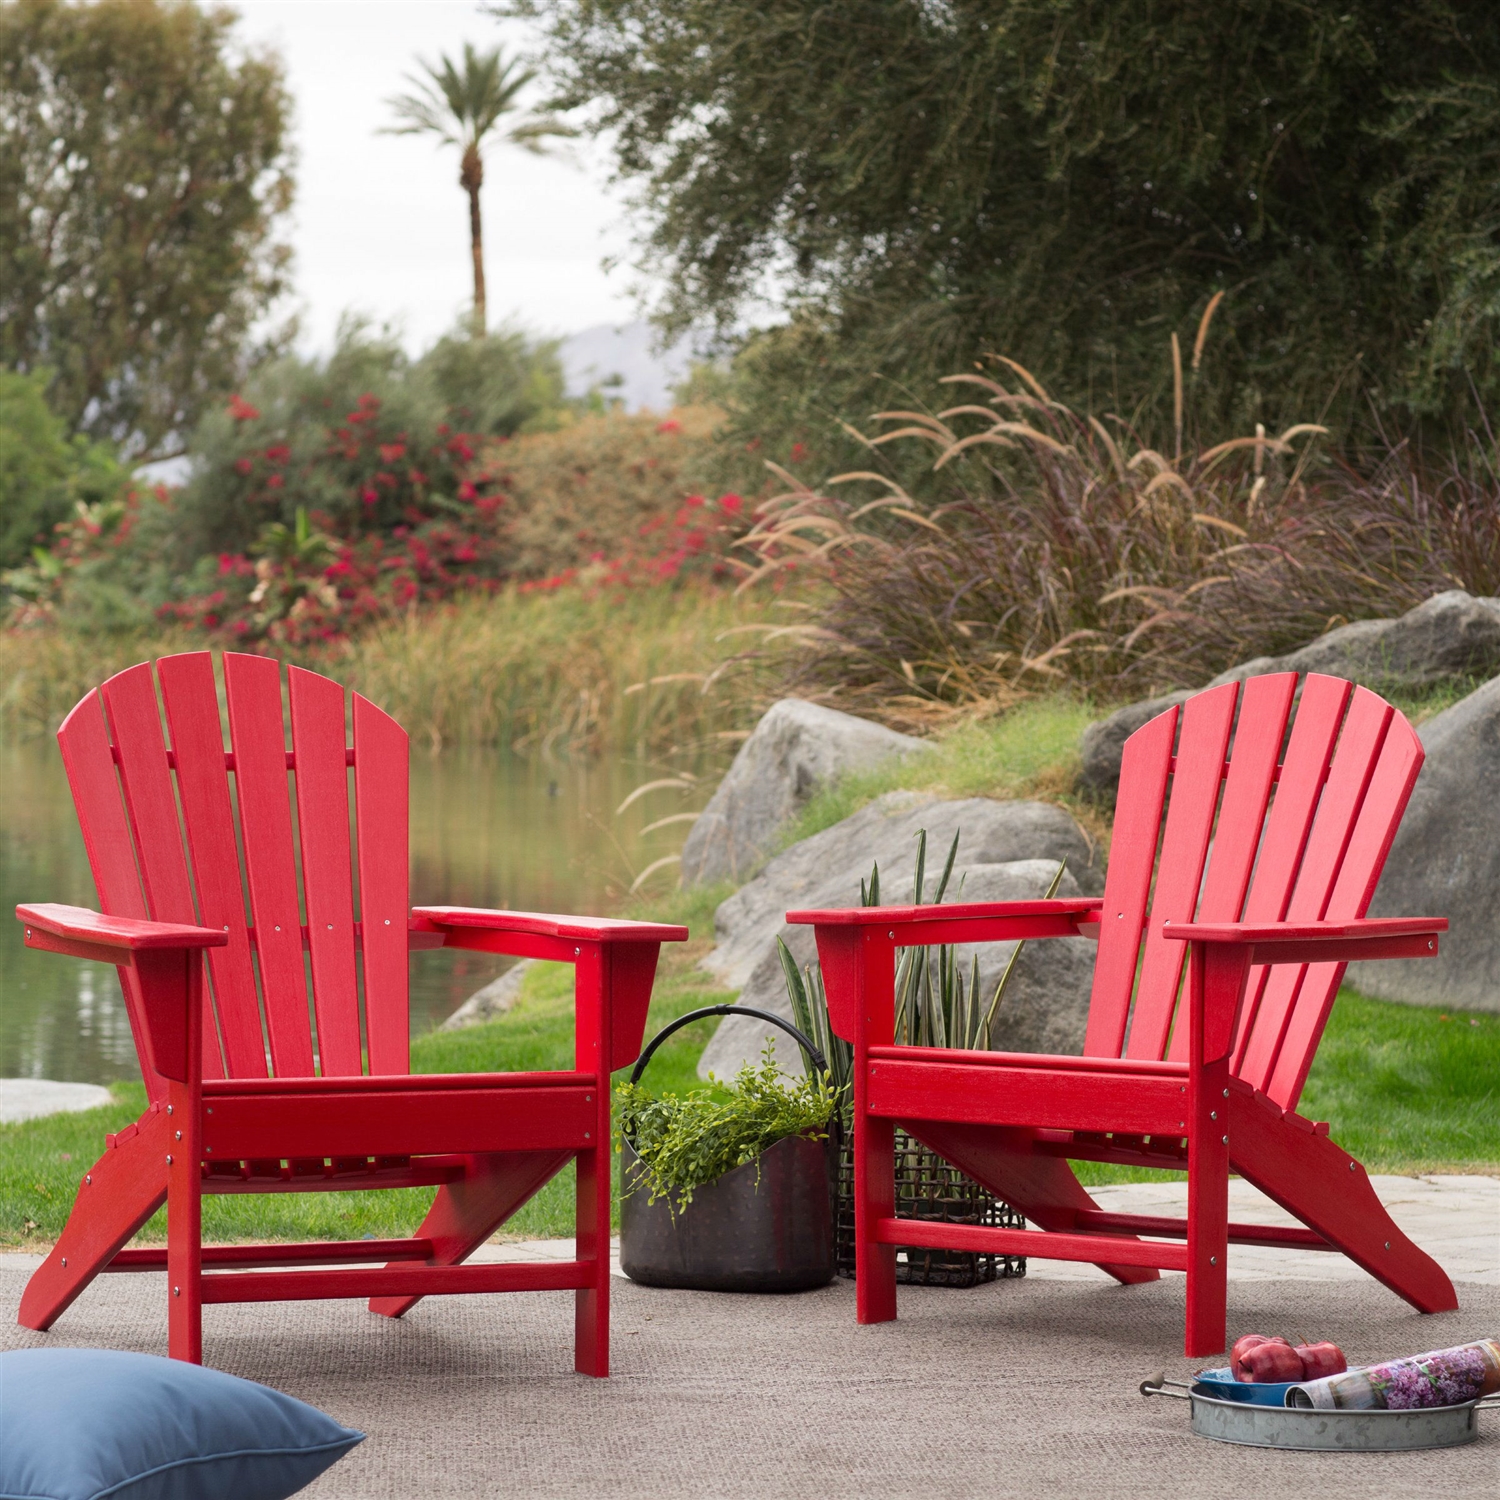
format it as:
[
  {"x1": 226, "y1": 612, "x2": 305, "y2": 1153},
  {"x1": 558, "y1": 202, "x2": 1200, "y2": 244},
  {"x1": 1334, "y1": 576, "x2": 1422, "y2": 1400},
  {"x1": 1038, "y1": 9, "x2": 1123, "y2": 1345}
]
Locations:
[{"x1": 0, "y1": 739, "x2": 713, "y2": 1084}]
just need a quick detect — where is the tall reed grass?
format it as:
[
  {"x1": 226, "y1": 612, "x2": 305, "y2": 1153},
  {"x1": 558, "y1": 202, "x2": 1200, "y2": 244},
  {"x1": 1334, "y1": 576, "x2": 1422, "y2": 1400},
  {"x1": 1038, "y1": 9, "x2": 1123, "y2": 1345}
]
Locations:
[
  {"x1": 735, "y1": 340, "x2": 1500, "y2": 722},
  {"x1": 0, "y1": 584, "x2": 798, "y2": 753}
]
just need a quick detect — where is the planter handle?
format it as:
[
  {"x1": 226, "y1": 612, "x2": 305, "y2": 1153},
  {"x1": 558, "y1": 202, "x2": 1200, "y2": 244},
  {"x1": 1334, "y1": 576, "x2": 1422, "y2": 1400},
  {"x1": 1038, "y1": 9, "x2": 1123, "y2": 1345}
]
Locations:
[{"x1": 629, "y1": 1004, "x2": 828, "y2": 1085}]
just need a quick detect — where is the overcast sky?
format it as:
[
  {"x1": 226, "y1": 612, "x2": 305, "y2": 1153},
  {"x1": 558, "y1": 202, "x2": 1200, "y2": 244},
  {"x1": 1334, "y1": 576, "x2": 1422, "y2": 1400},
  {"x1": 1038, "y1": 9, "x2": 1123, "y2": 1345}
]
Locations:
[{"x1": 232, "y1": 1, "x2": 646, "y2": 356}]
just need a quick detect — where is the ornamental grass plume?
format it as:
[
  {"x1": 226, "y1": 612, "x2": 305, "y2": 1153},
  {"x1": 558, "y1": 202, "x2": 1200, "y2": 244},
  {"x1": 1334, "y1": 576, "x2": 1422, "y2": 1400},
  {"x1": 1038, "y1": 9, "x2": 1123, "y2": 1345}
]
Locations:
[{"x1": 731, "y1": 321, "x2": 1498, "y2": 724}]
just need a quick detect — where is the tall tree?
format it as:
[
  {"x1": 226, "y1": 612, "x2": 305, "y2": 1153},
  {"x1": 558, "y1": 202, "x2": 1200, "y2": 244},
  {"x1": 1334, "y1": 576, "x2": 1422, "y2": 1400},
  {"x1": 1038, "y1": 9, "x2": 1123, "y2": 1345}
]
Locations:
[
  {"x1": 0, "y1": 0, "x2": 295, "y2": 459},
  {"x1": 510, "y1": 0, "x2": 1500, "y2": 443},
  {"x1": 383, "y1": 42, "x2": 575, "y2": 332}
]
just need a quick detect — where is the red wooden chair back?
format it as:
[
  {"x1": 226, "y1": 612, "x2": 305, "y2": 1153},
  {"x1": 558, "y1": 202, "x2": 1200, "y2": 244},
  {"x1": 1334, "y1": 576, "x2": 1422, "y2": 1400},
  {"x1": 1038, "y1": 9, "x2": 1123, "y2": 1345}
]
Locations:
[
  {"x1": 57, "y1": 651, "x2": 411, "y2": 1096},
  {"x1": 1083, "y1": 672, "x2": 1423, "y2": 1111}
]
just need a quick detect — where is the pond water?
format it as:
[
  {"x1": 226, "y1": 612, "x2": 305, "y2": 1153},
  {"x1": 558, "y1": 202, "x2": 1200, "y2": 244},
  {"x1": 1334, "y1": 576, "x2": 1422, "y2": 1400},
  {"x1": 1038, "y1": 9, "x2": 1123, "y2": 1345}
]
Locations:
[{"x1": 0, "y1": 738, "x2": 712, "y2": 1085}]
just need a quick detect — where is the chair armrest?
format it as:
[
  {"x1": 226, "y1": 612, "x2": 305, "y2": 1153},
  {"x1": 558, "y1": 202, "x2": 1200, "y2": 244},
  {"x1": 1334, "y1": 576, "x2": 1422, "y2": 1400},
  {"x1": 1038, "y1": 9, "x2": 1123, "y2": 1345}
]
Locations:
[
  {"x1": 410, "y1": 907, "x2": 688, "y2": 1073},
  {"x1": 411, "y1": 906, "x2": 687, "y2": 945},
  {"x1": 17, "y1": 904, "x2": 222, "y2": 1085},
  {"x1": 787, "y1": 897, "x2": 1101, "y2": 946},
  {"x1": 1161, "y1": 916, "x2": 1446, "y2": 966},
  {"x1": 18, "y1": 903, "x2": 227, "y2": 964}
]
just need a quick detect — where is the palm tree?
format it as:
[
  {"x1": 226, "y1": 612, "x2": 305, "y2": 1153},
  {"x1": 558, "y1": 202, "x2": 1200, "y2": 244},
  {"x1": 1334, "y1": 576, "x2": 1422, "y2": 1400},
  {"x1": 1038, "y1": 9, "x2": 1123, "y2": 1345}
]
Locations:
[{"x1": 383, "y1": 43, "x2": 575, "y2": 332}]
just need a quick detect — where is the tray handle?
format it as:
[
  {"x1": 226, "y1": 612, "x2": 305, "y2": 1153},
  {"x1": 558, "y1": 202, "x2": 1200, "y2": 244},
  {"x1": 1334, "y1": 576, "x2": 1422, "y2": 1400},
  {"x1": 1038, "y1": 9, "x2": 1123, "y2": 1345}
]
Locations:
[{"x1": 1140, "y1": 1372, "x2": 1193, "y2": 1402}]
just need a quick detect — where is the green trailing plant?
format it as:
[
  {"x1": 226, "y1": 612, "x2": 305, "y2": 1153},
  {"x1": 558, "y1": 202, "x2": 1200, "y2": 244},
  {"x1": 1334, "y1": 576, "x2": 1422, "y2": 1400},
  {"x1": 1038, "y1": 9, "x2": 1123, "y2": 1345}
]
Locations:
[
  {"x1": 616, "y1": 1045, "x2": 836, "y2": 1211},
  {"x1": 781, "y1": 830, "x2": 1068, "y2": 1080}
]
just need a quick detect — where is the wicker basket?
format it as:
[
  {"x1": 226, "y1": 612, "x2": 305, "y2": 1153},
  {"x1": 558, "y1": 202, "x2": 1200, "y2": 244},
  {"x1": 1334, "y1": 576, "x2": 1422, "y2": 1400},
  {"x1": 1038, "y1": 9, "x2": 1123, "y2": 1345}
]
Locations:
[{"x1": 834, "y1": 1127, "x2": 1026, "y2": 1287}]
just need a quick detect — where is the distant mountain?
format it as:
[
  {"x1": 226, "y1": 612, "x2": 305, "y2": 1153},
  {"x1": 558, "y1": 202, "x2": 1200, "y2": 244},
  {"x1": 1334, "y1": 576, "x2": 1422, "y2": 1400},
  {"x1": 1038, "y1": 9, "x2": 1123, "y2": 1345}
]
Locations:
[{"x1": 557, "y1": 322, "x2": 695, "y2": 413}]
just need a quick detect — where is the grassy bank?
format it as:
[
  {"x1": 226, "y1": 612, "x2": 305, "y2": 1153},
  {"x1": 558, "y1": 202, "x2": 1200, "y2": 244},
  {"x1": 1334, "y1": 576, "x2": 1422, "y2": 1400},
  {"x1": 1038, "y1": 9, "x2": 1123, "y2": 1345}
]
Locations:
[{"x1": 0, "y1": 583, "x2": 798, "y2": 753}]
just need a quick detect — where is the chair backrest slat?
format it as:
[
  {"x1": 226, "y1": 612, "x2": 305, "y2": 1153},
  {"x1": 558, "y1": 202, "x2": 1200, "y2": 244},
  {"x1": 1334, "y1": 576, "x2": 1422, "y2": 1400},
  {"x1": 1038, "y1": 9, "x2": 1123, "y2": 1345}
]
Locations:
[
  {"x1": 57, "y1": 691, "x2": 163, "y2": 1097},
  {"x1": 288, "y1": 666, "x2": 363, "y2": 1076},
  {"x1": 1124, "y1": 682, "x2": 1238, "y2": 1061},
  {"x1": 1164, "y1": 672, "x2": 1296, "y2": 1063},
  {"x1": 1228, "y1": 674, "x2": 1352, "y2": 1072},
  {"x1": 223, "y1": 652, "x2": 317, "y2": 1077},
  {"x1": 1083, "y1": 706, "x2": 1176, "y2": 1057},
  {"x1": 100, "y1": 664, "x2": 224, "y2": 1080},
  {"x1": 354, "y1": 692, "x2": 411, "y2": 1075},
  {"x1": 1235, "y1": 687, "x2": 1393, "y2": 1096},
  {"x1": 1264, "y1": 713, "x2": 1423, "y2": 1107},
  {"x1": 158, "y1": 652, "x2": 268, "y2": 1078}
]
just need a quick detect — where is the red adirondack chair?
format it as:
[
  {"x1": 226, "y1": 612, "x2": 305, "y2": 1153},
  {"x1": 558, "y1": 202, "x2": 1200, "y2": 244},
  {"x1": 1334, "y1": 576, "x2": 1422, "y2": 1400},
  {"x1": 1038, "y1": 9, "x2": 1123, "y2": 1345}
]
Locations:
[
  {"x1": 789, "y1": 673, "x2": 1457, "y2": 1356},
  {"x1": 15, "y1": 652, "x2": 686, "y2": 1372}
]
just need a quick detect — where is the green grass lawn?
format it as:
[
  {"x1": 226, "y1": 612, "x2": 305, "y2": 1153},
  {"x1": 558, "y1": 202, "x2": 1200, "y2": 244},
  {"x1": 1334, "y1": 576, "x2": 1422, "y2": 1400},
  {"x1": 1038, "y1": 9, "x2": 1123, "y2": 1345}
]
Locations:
[{"x1": 3, "y1": 972, "x2": 1494, "y2": 1247}]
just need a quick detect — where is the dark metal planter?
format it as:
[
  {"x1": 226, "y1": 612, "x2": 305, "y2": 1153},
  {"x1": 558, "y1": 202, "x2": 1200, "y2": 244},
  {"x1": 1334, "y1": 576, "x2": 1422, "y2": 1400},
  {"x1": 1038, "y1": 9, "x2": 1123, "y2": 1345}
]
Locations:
[{"x1": 619, "y1": 1005, "x2": 837, "y2": 1294}]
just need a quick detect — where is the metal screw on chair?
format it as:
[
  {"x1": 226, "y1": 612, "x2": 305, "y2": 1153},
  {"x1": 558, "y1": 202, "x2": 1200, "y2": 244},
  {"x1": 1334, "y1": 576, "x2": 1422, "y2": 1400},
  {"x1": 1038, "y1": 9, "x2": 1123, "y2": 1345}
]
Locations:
[
  {"x1": 166, "y1": 1155, "x2": 173, "y2": 1165},
  {"x1": 1385, "y1": 1241, "x2": 1391, "y2": 1249},
  {"x1": 167, "y1": 1105, "x2": 173, "y2": 1114},
  {"x1": 1222, "y1": 1135, "x2": 1228, "y2": 1144},
  {"x1": 1222, "y1": 1088, "x2": 1229, "y2": 1098},
  {"x1": 175, "y1": 1131, "x2": 181, "y2": 1141},
  {"x1": 85, "y1": 1175, "x2": 92, "y2": 1185},
  {"x1": 1210, "y1": 1111, "x2": 1217, "y2": 1120},
  {"x1": 584, "y1": 1132, "x2": 591, "y2": 1139},
  {"x1": 173, "y1": 1286, "x2": 180, "y2": 1297},
  {"x1": 60, "y1": 1258, "x2": 66, "y2": 1267},
  {"x1": 1349, "y1": 1162, "x2": 1357, "y2": 1171},
  {"x1": 1210, "y1": 1256, "x2": 1217, "y2": 1265},
  {"x1": 384, "y1": 918, "x2": 390, "y2": 925}
]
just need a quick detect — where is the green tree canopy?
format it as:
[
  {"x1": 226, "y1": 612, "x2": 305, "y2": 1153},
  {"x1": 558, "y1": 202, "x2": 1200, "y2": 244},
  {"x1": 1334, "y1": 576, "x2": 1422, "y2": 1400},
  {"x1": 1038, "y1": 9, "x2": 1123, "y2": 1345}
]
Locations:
[
  {"x1": 511, "y1": 0, "x2": 1500, "y2": 443},
  {"x1": 0, "y1": 0, "x2": 295, "y2": 458}
]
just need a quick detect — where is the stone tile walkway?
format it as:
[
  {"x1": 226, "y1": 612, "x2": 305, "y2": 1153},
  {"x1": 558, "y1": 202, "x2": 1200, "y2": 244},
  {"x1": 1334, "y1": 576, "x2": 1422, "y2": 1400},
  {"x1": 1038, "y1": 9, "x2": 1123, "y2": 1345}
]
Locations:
[{"x1": 466, "y1": 1172, "x2": 1499, "y2": 1285}]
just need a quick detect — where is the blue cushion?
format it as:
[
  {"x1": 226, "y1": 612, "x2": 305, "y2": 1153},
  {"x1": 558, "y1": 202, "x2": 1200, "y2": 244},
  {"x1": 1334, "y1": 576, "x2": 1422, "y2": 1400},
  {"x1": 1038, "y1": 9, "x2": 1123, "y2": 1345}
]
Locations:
[{"x1": 0, "y1": 1349, "x2": 363, "y2": 1500}]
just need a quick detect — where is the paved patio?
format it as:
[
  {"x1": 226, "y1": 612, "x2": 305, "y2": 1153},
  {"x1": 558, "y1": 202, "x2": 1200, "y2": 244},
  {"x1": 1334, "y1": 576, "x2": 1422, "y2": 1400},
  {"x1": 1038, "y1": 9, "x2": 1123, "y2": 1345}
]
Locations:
[{"x1": 3, "y1": 1175, "x2": 1495, "y2": 1498}]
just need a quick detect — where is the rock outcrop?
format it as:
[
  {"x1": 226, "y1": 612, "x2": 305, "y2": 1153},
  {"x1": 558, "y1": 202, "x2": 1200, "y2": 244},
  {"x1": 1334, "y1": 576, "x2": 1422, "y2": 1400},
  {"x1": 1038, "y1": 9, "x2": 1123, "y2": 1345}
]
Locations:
[
  {"x1": 1347, "y1": 675, "x2": 1500, "y2": 1012},
  {"x1": 697, "y1": 791, "x2": 1102, "y2": 1078},
  {"x1": 679, "y1": 699, "x2": 931, "y2": 885},
  {"x1": 441, "y1": 959, "x2": 534, "y2": 1030},
  {"x1": 1077, "y1": 590, "x2": 1500, "y2": 804}
]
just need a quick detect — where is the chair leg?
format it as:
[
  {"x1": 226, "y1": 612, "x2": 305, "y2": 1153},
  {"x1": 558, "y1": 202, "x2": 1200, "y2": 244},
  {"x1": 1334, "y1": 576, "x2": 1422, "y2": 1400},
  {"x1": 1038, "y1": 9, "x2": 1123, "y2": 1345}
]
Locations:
[
  {"x1": 856, "y1": 1115, "x2": 898, "y2": 1324},
  {"x1": 369, "y1": 1150, "x2": 573, "y2": 1320},
  {"x1": 1185, "y1": 1061, "x2": 1230, "y2": 1359},
  {"x1": 166, "y1": 1095, "x2": 203, "y2": 1364},
  {"x1": 18, "y1": 1109, "x2": 169, "y2": 1333},
  {"x1": 574, "y1": 1135, "x2": 611, "y2": 1377},
  {"x1": 1229, "y1": 1084, "x2": 1458, "y2": 1315},
  {"x1": 908, "y1": 1122, "x2": 1161, "y2": 1286}
]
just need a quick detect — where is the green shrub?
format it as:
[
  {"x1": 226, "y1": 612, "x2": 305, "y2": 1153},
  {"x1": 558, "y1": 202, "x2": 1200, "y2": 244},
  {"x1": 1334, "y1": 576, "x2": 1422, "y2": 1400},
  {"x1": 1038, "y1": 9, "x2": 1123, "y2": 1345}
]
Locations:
[
  {"x1": 617, "y1": 1047, "x2": 836, "y2": 1210},
  {"x1": 0, "y1": 369, "x2": 124, "y2": 571}
]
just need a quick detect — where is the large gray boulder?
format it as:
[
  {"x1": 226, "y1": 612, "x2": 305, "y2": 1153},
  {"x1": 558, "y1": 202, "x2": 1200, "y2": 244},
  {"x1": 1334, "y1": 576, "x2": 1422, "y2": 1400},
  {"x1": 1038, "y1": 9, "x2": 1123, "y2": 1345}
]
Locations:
[
  {"x1": 1347, "y1": 676, "x2": 1500, "y2": 1012},
  {"x1": 1077, "y1": 590, "x2": 1500, "y2": 804},
  {"x1": 1206, "y1": 590, "x2": 1500, "y2": 692},
  {"x1": 441, "y1": 959, "x2": 533, "y2": 1030},
  {"x1": 697, "y1": 791, "x2": 1102, "y2": 1078},
  {"x1": 680, "y1": 699, "x2": 931, "y2": 885}
]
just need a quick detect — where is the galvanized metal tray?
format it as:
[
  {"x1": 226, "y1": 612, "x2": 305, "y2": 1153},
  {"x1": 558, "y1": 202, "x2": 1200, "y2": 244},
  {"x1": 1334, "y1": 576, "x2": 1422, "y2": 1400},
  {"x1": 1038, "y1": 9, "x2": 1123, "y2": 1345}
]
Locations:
[{"x1": 1141, "y1": 1373, "x2": 1499, "y2": 1450}]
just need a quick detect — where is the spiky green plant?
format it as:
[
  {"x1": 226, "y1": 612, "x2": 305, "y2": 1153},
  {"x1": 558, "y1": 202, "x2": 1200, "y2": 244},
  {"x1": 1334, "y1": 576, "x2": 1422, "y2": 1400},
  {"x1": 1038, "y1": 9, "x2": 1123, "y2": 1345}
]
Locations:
[{"x1": 781, "y1": 829, "x2": 1067, "y2": 1079}]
